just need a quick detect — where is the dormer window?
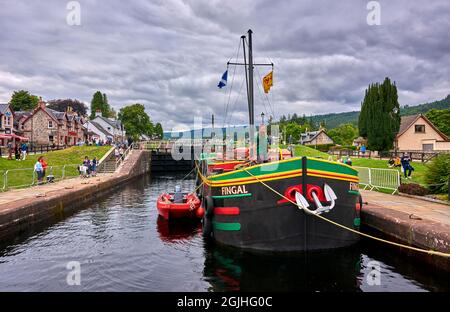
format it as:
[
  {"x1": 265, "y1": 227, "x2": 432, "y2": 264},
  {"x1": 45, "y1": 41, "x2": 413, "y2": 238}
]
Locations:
[
  {"x1": 415, "y1": 125, "x2": 425, "y2": 133},
  {"x1": 48, "y1": 120, "x2": 54, "y2": 128}
]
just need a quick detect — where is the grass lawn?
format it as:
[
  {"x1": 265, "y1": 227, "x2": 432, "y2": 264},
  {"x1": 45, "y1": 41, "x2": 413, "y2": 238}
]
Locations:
[
  {"x1": 351, "y1": 157, "x2": 427, "y2": 185},
  {"x1": 0, "y1": 146, "x2": 112, "y2": 190},
  {"x1": 282, "y1": 144, "x2": 329, "y2": 158},
  {"x1": 282, "y1": 144, "x2": 428, "y2": 186}
]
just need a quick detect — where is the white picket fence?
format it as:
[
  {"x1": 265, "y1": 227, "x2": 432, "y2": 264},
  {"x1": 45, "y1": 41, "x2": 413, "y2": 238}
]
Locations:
[{"x1": 354, "y1": 166, "x2": 400, "y2": 194}]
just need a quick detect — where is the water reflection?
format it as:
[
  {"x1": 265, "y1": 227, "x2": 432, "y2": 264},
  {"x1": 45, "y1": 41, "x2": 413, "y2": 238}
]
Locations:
[
  {"x1": 156, "y1": 217, "x2": 202, "y2": 243},
  {"x1": 203, "y1": 244, "x2": 363, "y2": 292},
  {"x1": 0, "y1": 174, "x2": 448, "y2": 292}
]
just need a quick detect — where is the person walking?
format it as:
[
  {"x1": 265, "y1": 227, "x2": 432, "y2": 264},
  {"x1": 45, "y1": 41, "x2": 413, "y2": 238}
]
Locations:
[
  {"x1": 83, "y1": 156, "x2": 91, "y2": 177},
  {"x1": 91, "y1": 157, "x2": 98, "y2": 177},
  {"x1": 21, "y1": 143, "x2": 28, "y2": 161},
  {"x1": 400, "y1": 153, "x2": 414, "y2": 179},
  {"x1": 7, "y1": 141, "x2": 13, "y2": 160},
  {"x1": 34, "y1": 157, "x2": 44, "y2": 185},
  {"x1": 119, "y1": 146, "x2": 124, "y2": 160},
  {"x1": 14, "y1": 144, "x2": 20, "y2": 160},
  {"x1": 360, "y1": 144, "x2": 366, "y2": 157}
]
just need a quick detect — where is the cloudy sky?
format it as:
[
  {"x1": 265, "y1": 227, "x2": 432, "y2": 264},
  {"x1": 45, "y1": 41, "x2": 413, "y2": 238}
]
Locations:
[{"x1": 0, "y1": 0, "x2": 449, "y2": 130}]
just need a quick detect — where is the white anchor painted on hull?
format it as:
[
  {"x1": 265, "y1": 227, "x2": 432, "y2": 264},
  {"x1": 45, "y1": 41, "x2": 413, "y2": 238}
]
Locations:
[{"x1": 295, "y1": 183, "x2": 337, "y2": 215}]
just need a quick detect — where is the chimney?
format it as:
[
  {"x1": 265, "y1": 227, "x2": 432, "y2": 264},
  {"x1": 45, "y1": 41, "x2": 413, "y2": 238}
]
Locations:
[
  {"x1": 95, "y1": 109, "x2": 101, "y2": 117},
  {"x1": 38, "y1": 97, "x2": 46, "y2": 109}
]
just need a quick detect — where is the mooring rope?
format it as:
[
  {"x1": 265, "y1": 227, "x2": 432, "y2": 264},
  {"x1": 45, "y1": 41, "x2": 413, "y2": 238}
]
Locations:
[{"x1": 195, "y1": 162, "x2": 450, "y2": 258}]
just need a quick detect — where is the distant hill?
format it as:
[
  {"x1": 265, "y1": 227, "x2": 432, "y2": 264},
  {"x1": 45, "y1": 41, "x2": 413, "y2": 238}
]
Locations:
[{"x1": 309, "y1": 94, "x2": 450, "y2": 129}]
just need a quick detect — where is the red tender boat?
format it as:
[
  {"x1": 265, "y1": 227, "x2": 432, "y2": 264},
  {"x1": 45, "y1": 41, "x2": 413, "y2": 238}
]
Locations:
[{"x1": 156, "y1": 193, "x2": 204, "y2": 220}]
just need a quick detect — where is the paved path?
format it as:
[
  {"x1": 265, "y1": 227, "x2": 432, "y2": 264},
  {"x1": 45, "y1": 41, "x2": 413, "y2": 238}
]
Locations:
[
  {"x1": 0, "y1": 174, "x2": 114, "y2": 210},
  {"x1": 360, "y1": 190, "x2": 450, "y2": 226}
]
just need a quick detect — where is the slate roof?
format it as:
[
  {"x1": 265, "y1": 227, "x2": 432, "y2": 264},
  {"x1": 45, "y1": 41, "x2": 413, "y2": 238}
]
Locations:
[
  {"x1": 397, "y1": 114, "x2": 450, "y2": 140},
  {"x1": 0, "y1": 103, "x2": 10, "y2": 115},
  {"x1": 90, "y1": 121, "x2": 112, "y2": 137},
  {"x1": 398, "y1": 114, "x2": 419, "y2": 136},
  {"x1": 95, "y1": 115, "x2": 122, "y2": 129}
]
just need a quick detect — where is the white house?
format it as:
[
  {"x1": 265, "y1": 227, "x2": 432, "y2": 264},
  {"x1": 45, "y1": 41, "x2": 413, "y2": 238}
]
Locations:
[{"x1": 84, "y1": 111, "x2": 125, "y2": 143}]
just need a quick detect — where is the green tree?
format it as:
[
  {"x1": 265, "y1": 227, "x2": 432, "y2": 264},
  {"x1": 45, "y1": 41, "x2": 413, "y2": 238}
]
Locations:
[
  {"x1": 358, "y1": 77, "x2": 400, "y2": 151},
  {"x1": 47, "y1": 99, "x2": 88, "y2": 116},
  {"x1": 118, "y1": 103, "x2": 154, "y2": 140},
  {"x1": 424, "y1": 154, "x2": 450, "y2": 194},
  {"x1": 9, "y1": 90, "x2": 39, "y2": 111},
  {"x1": 90, "y1": 91, "x2": 112, "y2": 119},
  {"x1": 154, "y1": 122, "x2": 164, "y2": 139},
  {"x1": 327, "y1": 123, "x2": 358, "y2": 146},
  {"x1": 426, "y1": 108, "x2": 450, "y2": 136},
  {"x1": 90, "y1": 91, "x2": 105, "y2": 119},
  {"x1": 285, "y1": 122, "x2": 308, "y2": 142}
]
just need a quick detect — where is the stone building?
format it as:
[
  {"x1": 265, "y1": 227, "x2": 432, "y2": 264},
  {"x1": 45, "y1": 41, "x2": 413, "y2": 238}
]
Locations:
[
  {"x1": 19, "y1": 100, "x2": 86, "y2": 146},
  {"x1": 299, "y1": 129, "x2": 334, "y2": 146}
]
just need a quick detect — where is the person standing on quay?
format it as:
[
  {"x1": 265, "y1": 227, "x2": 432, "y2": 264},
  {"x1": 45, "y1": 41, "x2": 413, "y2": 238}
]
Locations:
[
  {"x1": 39, "y1": 156, "x2": 48, "y2": 180},
  {"x1": 34, "y1": 157, "x2": 44, "y2": 185}
]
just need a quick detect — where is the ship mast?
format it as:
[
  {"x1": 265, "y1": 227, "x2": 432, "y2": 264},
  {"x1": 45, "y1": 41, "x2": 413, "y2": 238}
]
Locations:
[
  {"x1": 228, "y1": 29, "x2": 272, "y2": 160},
  {"x1": 247, "y1": 30, "x2": 256, "y2": 159}
]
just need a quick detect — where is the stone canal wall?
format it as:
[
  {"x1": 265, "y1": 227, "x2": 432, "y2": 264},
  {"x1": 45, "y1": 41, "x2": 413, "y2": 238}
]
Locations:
[
  {"x1": 360, "y1": 190, "x2": 450, "y2": 272},
  {"x1": 0, "y1": 150, "x2": 151, "y2": 241}
]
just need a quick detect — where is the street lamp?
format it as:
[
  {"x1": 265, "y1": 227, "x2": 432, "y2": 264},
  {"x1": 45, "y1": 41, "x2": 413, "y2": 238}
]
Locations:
[{"x1": 261, "y1": 112, "x2": 265, "y2": 125}]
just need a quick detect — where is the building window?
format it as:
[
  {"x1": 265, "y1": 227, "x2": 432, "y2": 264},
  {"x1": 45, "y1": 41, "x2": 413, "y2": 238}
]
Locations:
[
  {"x1": 48, "y1": 120, "x2": 54, "y2": 128},
  {"x1": 5, "y1": 117, "x2": 11, "y2": 126},
  {"x1": 415, "y1": 125, "x2": 425, "y2": 133},
  {"x1": 49, "y1": 135, "x2": 54, "y2": 142}
]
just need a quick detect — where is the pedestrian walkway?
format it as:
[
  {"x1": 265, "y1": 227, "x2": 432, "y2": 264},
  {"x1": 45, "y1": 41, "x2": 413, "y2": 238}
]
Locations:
[
  {"x1": 0, "y1": 173, "x2": 114, "y2": 212},
  {"x1": 360, "y1": 189, "x2": 450, "y2": 226},
  {"x1": 360, "y1": 189, "x2": 450, "y2": 271}
]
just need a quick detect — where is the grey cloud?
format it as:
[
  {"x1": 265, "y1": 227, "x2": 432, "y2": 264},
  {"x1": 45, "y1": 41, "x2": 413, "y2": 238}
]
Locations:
[{"x1": 0, "y1": 0, "x2": 449, "y2": 130}]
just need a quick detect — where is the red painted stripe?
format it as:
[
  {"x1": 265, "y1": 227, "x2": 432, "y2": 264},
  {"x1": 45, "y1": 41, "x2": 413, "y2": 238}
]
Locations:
[
  {"x1": 307, "y1": 170, "x2": 359, "y2": 181},
  {"x1": 214, "y1": 207, "x2": 240, "y2": 215}
]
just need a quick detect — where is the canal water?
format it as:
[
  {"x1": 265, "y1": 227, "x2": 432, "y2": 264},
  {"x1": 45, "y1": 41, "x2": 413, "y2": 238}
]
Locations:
[{"x1": 0, "y1": 174, "x2": 449, "y2": 292}]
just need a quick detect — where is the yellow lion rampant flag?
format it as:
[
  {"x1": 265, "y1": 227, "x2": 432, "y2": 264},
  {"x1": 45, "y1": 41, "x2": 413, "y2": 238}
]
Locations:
[{"x1": 263, "y1": 71, "x2": 273, "y2": 93}]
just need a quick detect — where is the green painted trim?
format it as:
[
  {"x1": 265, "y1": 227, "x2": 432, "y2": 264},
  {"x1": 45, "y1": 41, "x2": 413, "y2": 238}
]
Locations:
[
  {"x1": 307, "y1": 158, "x2": 358, "y2": 176},
  {"x1": 208, "y1": 156, "x2": 358, "y2": 183},
  {"x1": 348, "y1": 190, "x2": 361, "y2": 196},
  {"x1": 353, "y1": 218, "x2": 361, "y2": 227},
  {"x1": 213, "y1": 222, "x2": 241, "y2": 231},
  {"x1": 209, "y1": 158, "x2": 302, "y2": 182},
  {"x1": 212, "y1": 193, "x2": 252, "y2": 199}
]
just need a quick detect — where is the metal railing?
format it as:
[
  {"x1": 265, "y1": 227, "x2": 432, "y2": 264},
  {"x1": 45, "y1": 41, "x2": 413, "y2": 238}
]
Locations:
[
  {"x1": 329, "y1": 149, "x2": 450, "y2": 163},
  {"x1": 114, "y1": 143, "x2": 134, "y2": 170},
  {"x1": 1, "y1": 150, "x2": 112, "y2": 192},
  {"x1": 354, "y1": 166, "x2": 400, "y2": 194},
  {"x1": 1, "y1": 164, "x2": 81, "y2": 192}
]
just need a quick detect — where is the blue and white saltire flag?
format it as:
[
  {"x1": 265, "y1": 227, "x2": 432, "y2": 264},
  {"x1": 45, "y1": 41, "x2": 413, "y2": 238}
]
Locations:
[{"x1": 217, "y1": 70, "x2": 228, "y2": 88}]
